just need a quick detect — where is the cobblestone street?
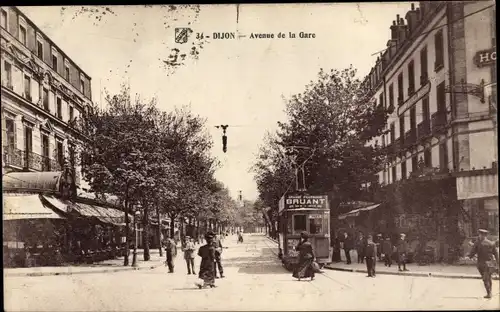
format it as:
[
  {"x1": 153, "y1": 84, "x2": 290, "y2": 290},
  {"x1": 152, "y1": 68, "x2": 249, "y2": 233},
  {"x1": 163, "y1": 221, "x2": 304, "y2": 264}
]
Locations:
[{"x1": 4, "y1": 234, "x2": 499, "y2": 311}]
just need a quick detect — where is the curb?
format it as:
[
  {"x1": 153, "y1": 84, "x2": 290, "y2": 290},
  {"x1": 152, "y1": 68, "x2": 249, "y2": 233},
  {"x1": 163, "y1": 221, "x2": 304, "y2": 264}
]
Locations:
[
  {"x1": 324, "y1": 265, "x2": 499, "y2": 280},
  {"x1": 5, "y1": 262, "x2": 164, "y2": 278}
]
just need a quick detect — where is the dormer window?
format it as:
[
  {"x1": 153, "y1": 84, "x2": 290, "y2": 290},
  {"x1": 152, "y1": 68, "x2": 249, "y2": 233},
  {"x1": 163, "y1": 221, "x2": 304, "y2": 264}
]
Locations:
[
  {"x1": 19, "y1": 25, "x2": 27, "y2": 45},
  {"x1": 37, "y1": 40, "x2": 44, "y2": 59},
  {"x1": 52, "y1": 54, "x2": 58, "y2": 71},
  {"x1": 80, "y1": 78, "x2": 85, "y2": 93}
]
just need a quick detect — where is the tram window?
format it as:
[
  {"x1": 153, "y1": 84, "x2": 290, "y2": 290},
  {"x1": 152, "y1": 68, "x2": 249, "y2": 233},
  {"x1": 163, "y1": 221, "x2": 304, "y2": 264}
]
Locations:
[
  {"x1": 309, "y1": 217, "x2": 323, "y2": 234},
  {"x1": 293, "y1": 215, "x2": 307, "y2": 234}
]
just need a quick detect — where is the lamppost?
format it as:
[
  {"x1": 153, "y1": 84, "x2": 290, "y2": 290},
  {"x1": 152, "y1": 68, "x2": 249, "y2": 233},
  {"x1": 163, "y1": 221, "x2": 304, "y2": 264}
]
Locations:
[{"x1": 131, "y1": 209, "x2": 141, "y2": 267}]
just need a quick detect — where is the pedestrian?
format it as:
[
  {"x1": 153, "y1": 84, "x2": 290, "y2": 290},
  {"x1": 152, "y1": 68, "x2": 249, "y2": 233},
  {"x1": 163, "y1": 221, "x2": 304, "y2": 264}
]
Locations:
[
  {"x1": 468, "y1": 229, "x2": 499, "y2": 299},
  {"x1": 292, "y1": 231, "x2": 316, "y2": 281},
  {"x1": 183, "y1": 236, "x2": 196, "y2": 275},
  {"x1": 355, "y1": 232, "x2": 365, "y2": 264},
  {"x1": 382, "y1": 235, "x2": 393, "y2": 267},
  {"x1": 164, "y1": 234, "x2": 177, "y2": 273},
  {"x1": 396, "y1": 233, "x2": 409, "y2": 272},
  {"x1": 213, "y1": 234, "x2": 225, "y2": 278},
  {"x1": 196, "y1": 231, "x2": 217, "y2": 289},
  {"x1": 376, "y1": 233, "x2": 383, "y2": 261},
  {"x1": 365, "y1": 235, "x2": 377, "y2": 277},
  {"x1": 342, "y1": 232, "x2": 353, "y2": 265}
]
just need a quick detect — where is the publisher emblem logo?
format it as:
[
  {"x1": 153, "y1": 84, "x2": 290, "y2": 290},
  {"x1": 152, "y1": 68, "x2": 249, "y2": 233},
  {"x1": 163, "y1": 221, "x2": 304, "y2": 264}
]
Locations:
[{"x1": 175, "y1": 27, "x2": 192, "y2": 44}]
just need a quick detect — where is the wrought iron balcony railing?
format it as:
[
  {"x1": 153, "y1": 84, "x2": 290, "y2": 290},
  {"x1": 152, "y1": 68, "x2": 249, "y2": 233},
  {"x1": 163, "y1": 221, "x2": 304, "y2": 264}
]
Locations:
[{"x1": 3, "y1": 147, "x2": 63, "y2": 172}]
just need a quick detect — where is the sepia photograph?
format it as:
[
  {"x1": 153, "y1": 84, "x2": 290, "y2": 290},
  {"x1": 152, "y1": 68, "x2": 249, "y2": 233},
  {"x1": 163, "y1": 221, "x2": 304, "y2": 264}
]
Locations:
[{"x1": 1, "y1": 2, "x2": 498, "y2": 311}]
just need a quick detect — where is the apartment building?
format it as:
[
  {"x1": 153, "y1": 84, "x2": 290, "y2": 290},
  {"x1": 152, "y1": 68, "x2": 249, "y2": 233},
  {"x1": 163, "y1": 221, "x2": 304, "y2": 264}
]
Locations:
[
  {"x1": 358, "y1": 1, "x2": 497, "y2": 255},
  {"x1": 1, "y1": 6, "x2": 92, "y2": 182}
]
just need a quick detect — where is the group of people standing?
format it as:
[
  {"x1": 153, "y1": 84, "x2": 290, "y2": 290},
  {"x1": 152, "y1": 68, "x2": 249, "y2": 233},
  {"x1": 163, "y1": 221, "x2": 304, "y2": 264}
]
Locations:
[{"x1": 162, "y1": 232, "x2": 226, "y2": 289}]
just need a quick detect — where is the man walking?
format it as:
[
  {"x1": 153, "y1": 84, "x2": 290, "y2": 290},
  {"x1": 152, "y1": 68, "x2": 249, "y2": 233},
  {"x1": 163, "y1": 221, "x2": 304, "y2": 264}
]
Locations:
[
  {"x1": 468, "y1": 229, "x2": 499, "y2": 299},
  {"x1": 183, "y1": 236, "x2": 196, "y2": 275},
  {"x1": 164, "y1": 234, "x2": 177, "y2": 273},
  {"x1": 355, "y1": 232, "x2": 365, "y2": 264},
  {"x1": 342, "y1": 232, "x2": 353, "y2": 265},
  {"x1": 382, "y1": 235, "x2": 393, "y2": 267},
  {"x1": 365, "y1": 235, "x2": 377, "y2": 277},
  {"x1": 396, "y1": 233, "x2": 409, "y2": 272},
  {"x1": 213, "y1": 234, "x2": 225, "y2": 278}
]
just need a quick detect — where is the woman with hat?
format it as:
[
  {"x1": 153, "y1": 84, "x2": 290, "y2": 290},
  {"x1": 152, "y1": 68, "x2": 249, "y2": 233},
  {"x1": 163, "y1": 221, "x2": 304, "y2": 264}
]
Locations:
[
  {"x1": 292, "y1": 231, "x2": 316, "y2": 281},
  {"x1": 196, "y1": 232, "x2": 217, "y2": 289}
]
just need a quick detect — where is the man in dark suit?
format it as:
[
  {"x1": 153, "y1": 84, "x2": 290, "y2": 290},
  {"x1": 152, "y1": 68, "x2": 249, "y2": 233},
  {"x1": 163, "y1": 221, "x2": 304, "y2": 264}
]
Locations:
[
  {"x1": 213, "y1": 234, "x2": 225, "y2": 278},
  {"x1": 342, "y1": 232, "x2": 353, "y2": 265},
  {"x1": 468, "y1": 229, "x2": 499, "y2": 299},
  {"x1": 396, "y1": 233, "x2": 409, "y2": 272},
  {"x1": 365, "y1": 235, "x2": 377, "y2": 277}
]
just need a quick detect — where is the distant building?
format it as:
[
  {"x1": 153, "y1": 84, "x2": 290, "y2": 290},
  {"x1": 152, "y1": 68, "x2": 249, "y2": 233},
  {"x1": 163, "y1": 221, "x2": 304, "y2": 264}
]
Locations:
[
  {"x1": 1, "y1": 6, "x2": 92, "y2": 183},
  {"x1": 347, "y1": 1, "x2": 497, "y2": 260}
]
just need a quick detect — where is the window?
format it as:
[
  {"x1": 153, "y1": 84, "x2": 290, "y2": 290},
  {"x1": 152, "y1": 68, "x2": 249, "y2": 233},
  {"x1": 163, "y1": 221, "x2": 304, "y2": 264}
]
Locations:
[
  {"x1": 19, "y1": 25, "x2": 27, "y2": 45},
  {"x1": 3, "y1": 61, "x2": 12, "y2": 87},
  {"x1": 1, "y1": 9, "x2": 7, "y2": 29},
  {"x1": 24, "y1": 126, "x2": 32, "y2": 153},
  {"x1": 69, "y1": 144, "x2": 75, "y2": 167},
  {"x1": 410, "y1": 107, "x2": 416, "y2": 130},
  {"x1": 422, "y1": 97, "x2": 430, "y2": 121},
  {"x1": 437, "y1": 82, "x2": 446, "y2": 112},
  {"x1": 412, "y1": 155, "x2": 418, "y2": 173},
  {"x1": 434, "y1": 30, "x2": 444, "y2": 70},
  {"x1": 65, "y1": 65, "x2": 70, "y2": 80},
  {"x1": 56, "y1": 97, "x2": 62, "y2": 119},
  {"x1": 5, "y1": 119, "x2": 16, "y2": 149},
  {"x1": 390, "y1": 123, "x2": 395, "y2": 143},
  {"x1": 42, "y1": 134, "x2": 50, "y2": 170},
  {"x1": 397, "y1": 73, "x2": 404, "y2": 105},
  {"x1": 69, "y1": 106, "x2": 74, "y2": 121},
  {"x1": 24, "y1": 75, "x2": 31, "y2": 99},
  {"x1": 389, "y1": 84, "x2": 394, "y2": 108},
  {"x1": 43, "y1": 88, "x2": 49, "y2": 111},
  {"x1": 80, "y1": 78, "x2": 85, "y2": 93},
  {"x1": 424, "y1": 149, "x2": 432, "y2": 167},
  {"x1": 379, "y1": 92, "x2": 384, "y2": 109},
  {"x1": 52, "y1": 55, "x2": 58, "y2": 71},
  {"x1": 391, "y1": 166, "x2": 397, "y2": 182},
  {"x1": 293, "y1": 215, "x2": 307, "y2": 234},
  {"x1": 408, "y1": 60, "x2": 415, "y2": 94},
  {"x1": 439, "y1": 142, "x2": 448, "y2": 171},
  {"x1": 37, "y1": 40, "x2": 43, "y2": 59},
  {"x1": 420, "y1": 46, "x2": 428, "y2": 84},
  {"x1": 399, "y1": 115, "x2": 405, "y2": 139},
  {"x1": 309, "y1": 215, "x2": 323, "y2": 234},
  {"x1": 401, "y1": 161, "x2": 407, "y2": 180},
  {"x1": 56, "y1": 140, "x2": 64, "y2": 167}
]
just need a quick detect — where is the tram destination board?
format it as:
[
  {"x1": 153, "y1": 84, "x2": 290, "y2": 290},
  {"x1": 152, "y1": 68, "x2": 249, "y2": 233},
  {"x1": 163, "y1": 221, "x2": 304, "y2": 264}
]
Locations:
[{"x1": 284, "y1": 194, "x2": 329, "y2": 210}]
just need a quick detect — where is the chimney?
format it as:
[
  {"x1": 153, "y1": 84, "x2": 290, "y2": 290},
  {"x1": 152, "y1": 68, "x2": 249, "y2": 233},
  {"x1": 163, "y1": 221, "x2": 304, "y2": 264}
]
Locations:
[
  {"x1": 390, "y1": 20, "x2": 398, "y2": 40},
  {"x1": 405, "y1": 3, "x2": 419, "y2": 34},
  {"x1": 397, "y1": 17, "x2": 408, "y2": 43}
]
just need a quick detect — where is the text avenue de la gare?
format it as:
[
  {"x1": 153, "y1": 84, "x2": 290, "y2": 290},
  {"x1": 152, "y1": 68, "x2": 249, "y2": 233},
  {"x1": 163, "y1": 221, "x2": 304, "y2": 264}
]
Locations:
[{"x1": 206, "y1": 32, "x2": 316, "y2": 39}]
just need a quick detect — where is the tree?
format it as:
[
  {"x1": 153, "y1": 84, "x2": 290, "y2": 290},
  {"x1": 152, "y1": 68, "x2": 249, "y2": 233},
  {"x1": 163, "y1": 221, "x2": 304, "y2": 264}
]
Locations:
[
  {"x1": 253, "y1": 66, "x2": 390, "y2": 239},
  {"x1": 78, "y1": 86, "x2": 171, "y2": 266}
]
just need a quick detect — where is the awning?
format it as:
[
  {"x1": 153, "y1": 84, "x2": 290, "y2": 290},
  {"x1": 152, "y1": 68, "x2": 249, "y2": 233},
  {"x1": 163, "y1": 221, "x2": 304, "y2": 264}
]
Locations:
[
  {"x1": 3, "y1": 194, "x2": 63, "y2": 220},
  {"x1": 72, "y1": 202, "x2": 131, "y2": 226},
  {"x1": 3, "y1": 171, "x2": 62, "y2": 193},
  {"x1": 338, "y1": 204, "x2": 381, "y2": 220},
  {"x1": 40, "y1": 195, "x2": 75, "y2": 214},
  {"x1": 456, "y1": 173, "x2": 498, "y2": 200}
]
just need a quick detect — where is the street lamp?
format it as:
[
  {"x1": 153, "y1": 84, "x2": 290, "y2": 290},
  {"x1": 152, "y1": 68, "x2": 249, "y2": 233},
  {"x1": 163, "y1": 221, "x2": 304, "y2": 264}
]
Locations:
[{"x1": 131, "y1": 210, "x2": 141, "y2": 267}]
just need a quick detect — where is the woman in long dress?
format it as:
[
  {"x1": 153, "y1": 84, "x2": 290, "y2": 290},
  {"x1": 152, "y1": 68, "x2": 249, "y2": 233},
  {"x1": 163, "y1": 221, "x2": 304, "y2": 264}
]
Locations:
[
  {"x1": 293, "y1": 231, "x2": 316, "y2": 281},
  {"x1": 196, "y1": 232, "x2": 217, "y2": 289}
]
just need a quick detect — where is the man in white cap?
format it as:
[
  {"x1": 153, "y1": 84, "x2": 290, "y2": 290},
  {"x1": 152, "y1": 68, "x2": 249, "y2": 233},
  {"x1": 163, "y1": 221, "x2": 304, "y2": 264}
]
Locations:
[
  {"x1": 396, "y1": 233, "x2": 409, "y2": 272},
  {"x1": 468, "y1": 229, "x2": 499, "y2": 299}
]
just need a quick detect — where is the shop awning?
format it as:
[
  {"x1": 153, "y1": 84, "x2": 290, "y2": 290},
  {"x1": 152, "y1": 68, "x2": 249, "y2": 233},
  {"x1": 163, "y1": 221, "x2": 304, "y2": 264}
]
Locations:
[
  {"x1": 3, "y1": 194, "x2": 63, "y2": 220},
  {"x1": 72, "y1": 202, "x2": 131, "y2": 226},
  {"x1": 456, "y1": 172, "x2": 498, "y2": 200},
  {"x1": 40, "y1": 195, "x2": 76, "y2": 214},
  {"x1": 338, "y1": 204, "x2": 381, "y2": 220},
  {"x1": 3, "y1": 172, "x2": 62, "y2": 194}
]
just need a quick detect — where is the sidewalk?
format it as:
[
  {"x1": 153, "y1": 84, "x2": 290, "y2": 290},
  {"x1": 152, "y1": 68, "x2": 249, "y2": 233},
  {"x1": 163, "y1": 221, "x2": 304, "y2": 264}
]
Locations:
[
  {"x1": 265, "y1": 236, "x2": 498, "y2": 280},
  {"x1": 4, "y1": 249, "x2": 166, "y2": 277}
]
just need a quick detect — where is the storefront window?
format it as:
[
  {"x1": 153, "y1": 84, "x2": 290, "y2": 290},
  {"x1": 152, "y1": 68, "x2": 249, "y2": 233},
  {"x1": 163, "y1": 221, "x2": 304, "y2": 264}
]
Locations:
[
  {"x1": 293, "y1": 215, "x2": 307, "y2": 234},
  {"x1": 309, "y1": 215, "x2": 323, "y2": 234}
]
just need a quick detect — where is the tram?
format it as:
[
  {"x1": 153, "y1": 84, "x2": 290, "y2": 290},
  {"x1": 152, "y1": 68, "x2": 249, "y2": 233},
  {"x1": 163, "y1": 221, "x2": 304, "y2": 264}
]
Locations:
[{"x1": 277, "y1": 193, "x2": 331, "y2": 271}]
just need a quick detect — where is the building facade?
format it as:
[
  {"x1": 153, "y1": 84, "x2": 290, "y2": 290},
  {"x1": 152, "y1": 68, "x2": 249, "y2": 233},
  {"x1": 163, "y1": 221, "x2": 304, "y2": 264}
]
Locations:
[
  {"x1": 1, "y1": 6, "x2": 92, "y2": 180},
  {"x1": 358, "y1": 1, "x2": 497, "y2": 260}
]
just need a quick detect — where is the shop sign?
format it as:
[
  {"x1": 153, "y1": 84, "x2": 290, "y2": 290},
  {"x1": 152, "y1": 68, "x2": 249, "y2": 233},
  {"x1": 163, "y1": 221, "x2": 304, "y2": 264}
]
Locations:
[
  {"x1": 474, "y1": 48, "x2": 497, "y2": 68},
  {"x1": 284, "y1": 194, "x2": 329, "y2": 210},
  {"x1": 398, "y1": 81, "x2": 431, "y2": 116},
  {"x1": 287, "y1": 238, "x2": 299, "y2": 257}
]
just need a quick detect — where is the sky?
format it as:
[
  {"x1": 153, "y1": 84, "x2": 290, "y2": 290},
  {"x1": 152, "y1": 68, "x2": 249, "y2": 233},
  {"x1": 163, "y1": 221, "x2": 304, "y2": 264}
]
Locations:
[{"x1": 21, "y1": 3, "x2": 413, "y2": 201}]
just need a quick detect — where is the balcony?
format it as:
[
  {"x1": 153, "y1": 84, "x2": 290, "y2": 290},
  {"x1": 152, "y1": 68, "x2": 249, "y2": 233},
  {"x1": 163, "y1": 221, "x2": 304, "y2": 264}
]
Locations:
[
  {"x1": 417, "y1": 120, "x2": 431, "y2": 138},
  {"x1": 404, "y1": 129, "x2": 416, "y2": 148},
  {"x1": 431, "y1": 111, "x2": 447, "y2": 132},
  {"x1": 3, "y1": 147, "x2": 62, "y2": 172}
]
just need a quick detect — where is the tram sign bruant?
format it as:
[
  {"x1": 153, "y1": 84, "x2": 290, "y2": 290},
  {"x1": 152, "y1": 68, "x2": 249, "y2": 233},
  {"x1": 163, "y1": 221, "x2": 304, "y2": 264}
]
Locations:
[{"x1": 284, "y1": 194, "x2": 329, "y2": 210}]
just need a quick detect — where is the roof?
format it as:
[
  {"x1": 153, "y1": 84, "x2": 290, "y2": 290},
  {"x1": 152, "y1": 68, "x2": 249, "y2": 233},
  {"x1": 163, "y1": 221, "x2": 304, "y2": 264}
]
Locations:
[{"x1": 3, "y1": 171, "x2": 62, "y2": 194}]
